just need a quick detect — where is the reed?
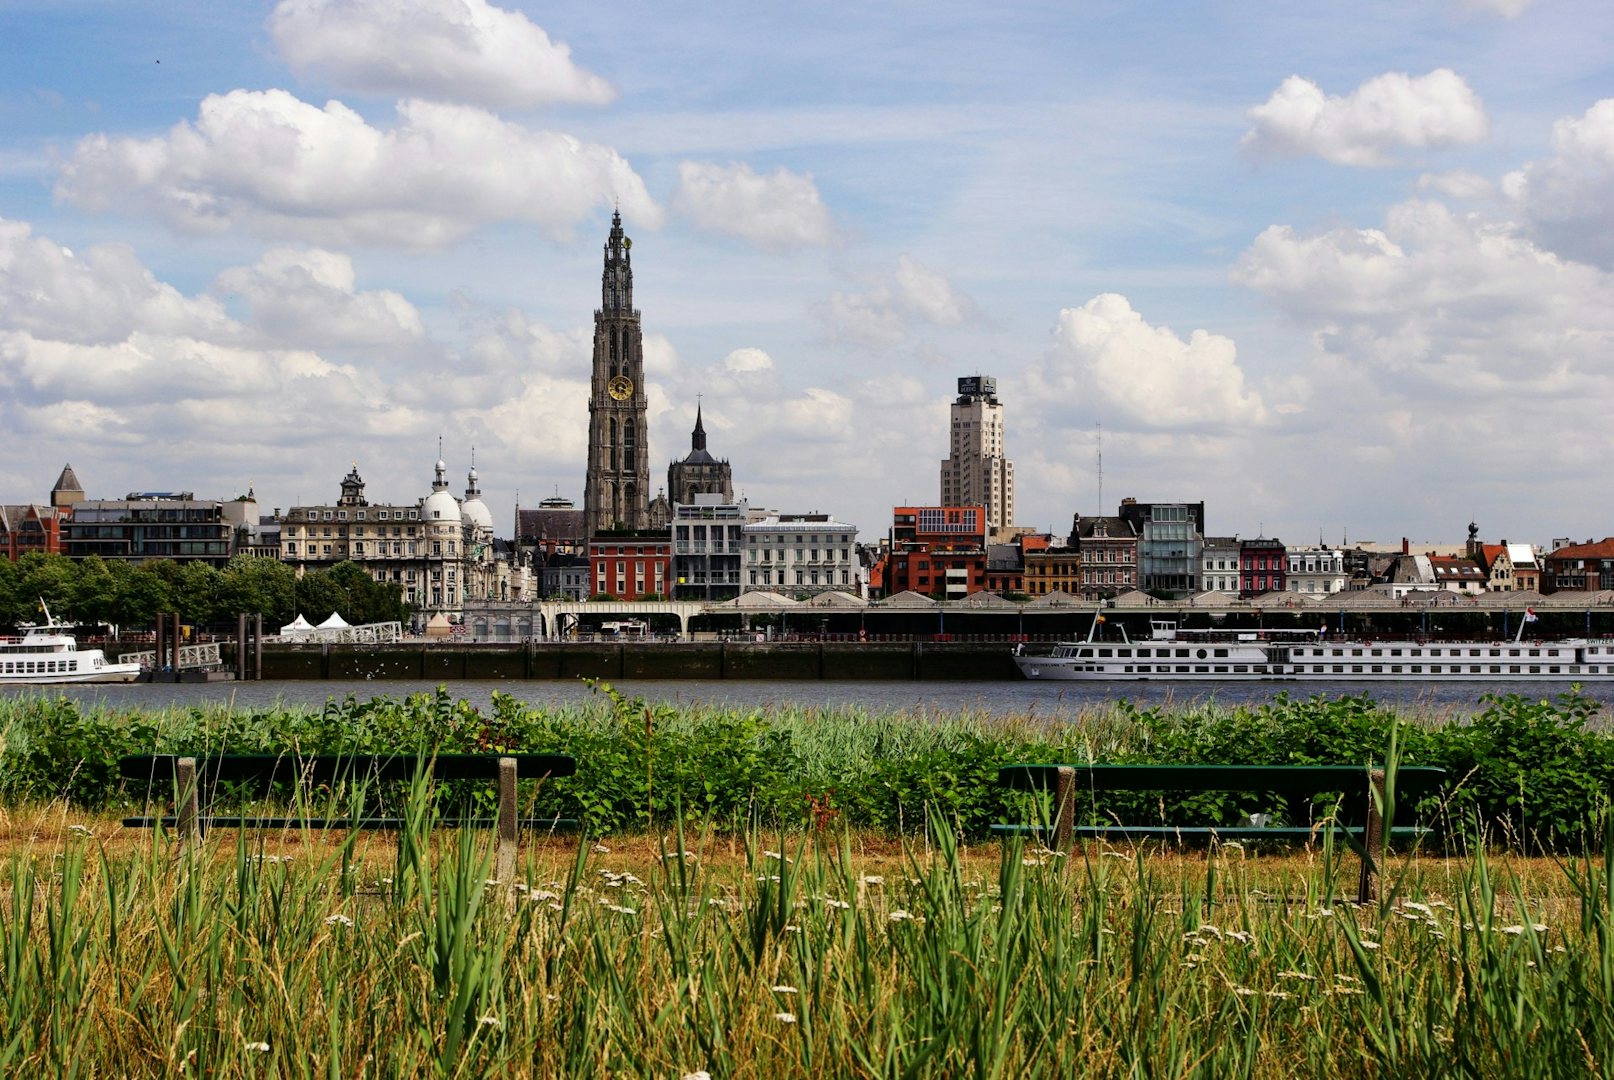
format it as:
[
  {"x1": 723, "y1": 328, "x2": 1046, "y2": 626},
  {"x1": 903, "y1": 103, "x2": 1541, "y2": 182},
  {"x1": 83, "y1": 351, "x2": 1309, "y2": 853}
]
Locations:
[{"x1": 0, "y1": 787, "x2": 1610, "y2": 1076}]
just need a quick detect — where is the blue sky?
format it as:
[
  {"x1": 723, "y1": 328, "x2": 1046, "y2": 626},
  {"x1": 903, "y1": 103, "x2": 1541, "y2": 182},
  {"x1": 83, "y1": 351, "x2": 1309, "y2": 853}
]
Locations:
[{"x1": 2, "y1": 0, "x2": 1613, "y2": 547}]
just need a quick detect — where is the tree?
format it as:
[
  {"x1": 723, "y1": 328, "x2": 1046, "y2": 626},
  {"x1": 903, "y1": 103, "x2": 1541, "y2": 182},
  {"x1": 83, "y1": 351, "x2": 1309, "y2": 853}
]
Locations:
[
  {"x1": 17, "y1": 553, "x2": 77, "y2": 620},
  {"x1": 108, "y1": 562, "x2": 172, "y2": 629},
  {"x1": 70, "y1": 556, "x2": 117, "y2": 628},
  {"x1": 217, "y1": 555, "x2": 296, "y2": 625},
  {"x1": 172, "y1": 561, "x2": 224, "y2": 627}
]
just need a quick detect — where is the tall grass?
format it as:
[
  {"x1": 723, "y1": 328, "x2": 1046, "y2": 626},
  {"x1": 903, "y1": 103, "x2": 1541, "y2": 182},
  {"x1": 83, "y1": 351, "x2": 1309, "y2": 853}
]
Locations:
[{"x1": 0, "y1": 790, "x2": 1611, "y2": 1076}]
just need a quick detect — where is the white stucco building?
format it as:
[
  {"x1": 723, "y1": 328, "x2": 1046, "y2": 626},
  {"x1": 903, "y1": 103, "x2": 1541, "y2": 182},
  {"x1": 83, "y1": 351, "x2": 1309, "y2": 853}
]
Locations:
[{"x1": 743, "y1": 513, "x2": 859, "y2": 596}]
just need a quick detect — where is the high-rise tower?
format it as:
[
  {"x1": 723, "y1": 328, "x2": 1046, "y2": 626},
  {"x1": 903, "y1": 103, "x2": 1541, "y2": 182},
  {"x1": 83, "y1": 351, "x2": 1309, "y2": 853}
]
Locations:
[
  {"x1": 583, "y1": 211, "x2": 651, "y2": 534},
  {"x1": 939, "y1": 375, "x2": 1015, "y2": 541}
]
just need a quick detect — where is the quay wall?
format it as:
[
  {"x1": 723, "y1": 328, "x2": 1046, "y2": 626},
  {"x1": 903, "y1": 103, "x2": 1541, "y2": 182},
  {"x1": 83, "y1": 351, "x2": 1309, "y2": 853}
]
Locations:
[{"x1": 254, "y1": 642, "x2": 1020, "y2": 681}]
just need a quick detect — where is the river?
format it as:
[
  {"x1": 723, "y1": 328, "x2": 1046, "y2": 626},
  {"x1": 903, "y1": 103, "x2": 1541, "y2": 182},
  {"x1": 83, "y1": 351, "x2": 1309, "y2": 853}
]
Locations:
[{"x1": 4, "y1": 677, "x2": 1612, "y2": 718}]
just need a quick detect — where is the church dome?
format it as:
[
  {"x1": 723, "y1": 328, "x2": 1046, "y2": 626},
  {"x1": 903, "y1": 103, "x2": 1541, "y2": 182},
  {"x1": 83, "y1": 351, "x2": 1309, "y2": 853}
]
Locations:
[
  {"x1": 423, "y1": 489, "x2": 460, "y2": 522},
  {"x1": 461, "y1": 496, "x2": 493, "y2": 532}
]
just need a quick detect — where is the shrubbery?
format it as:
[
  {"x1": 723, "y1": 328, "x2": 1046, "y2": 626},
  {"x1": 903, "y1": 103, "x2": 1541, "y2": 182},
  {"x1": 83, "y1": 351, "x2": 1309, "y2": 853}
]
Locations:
[{"x1": 2, "y1": 685, "x2": 1612, "y2": 847}]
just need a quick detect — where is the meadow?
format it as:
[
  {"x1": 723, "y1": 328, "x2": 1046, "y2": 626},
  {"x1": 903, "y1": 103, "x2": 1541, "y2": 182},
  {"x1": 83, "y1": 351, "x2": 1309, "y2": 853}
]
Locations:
[{"x1": 0, "y1": 686, "x2": 1611, "y2": 1075}]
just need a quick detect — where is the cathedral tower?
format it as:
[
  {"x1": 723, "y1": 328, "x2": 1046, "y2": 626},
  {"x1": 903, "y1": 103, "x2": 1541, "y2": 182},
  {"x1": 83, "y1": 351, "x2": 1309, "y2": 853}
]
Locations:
[
  {"x1": 583, "y1": 211, "x2": 651, "y2": 534},
  {"x1": 667, "y1": 402, "x2": 733, "y2": 505}
]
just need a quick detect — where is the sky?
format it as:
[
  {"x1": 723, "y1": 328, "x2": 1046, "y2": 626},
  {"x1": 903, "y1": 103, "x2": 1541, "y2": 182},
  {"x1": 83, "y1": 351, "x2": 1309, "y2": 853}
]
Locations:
[{"x1": 2, "y1": 0, "x2": 1613, "y2": 549}]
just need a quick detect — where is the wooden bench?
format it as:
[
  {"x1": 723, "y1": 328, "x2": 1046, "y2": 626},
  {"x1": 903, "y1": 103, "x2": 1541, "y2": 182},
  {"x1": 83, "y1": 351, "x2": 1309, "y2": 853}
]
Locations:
[
  {"x1": 119, "y1": 753, "x2": 577, "y2": 881},
  {"x1": 994, "y1": 763, "x2": 1447, "y2": 903}
]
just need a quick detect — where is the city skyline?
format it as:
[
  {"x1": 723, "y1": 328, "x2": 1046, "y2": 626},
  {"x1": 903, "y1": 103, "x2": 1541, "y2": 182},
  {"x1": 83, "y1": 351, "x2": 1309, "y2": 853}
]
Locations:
[{"x1": 2, "y1": 1, "x2": 1613, "y2": 546}]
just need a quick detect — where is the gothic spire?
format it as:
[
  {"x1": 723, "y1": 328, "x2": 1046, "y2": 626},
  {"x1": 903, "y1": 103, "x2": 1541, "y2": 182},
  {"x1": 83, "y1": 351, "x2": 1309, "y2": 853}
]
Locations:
[
  {"x1": 602, "y1": 209, "x2": 632, "y2": 313},
  {"x1": 691, "y1": 400, "x2": 706, "y2": 453}
]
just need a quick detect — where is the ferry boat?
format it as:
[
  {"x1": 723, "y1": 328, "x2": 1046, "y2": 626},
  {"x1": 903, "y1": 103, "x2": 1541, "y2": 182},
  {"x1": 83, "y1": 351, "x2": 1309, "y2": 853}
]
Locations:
[
  {"x1": 1014, "y1": 612, "x2": 1614, "y2": 682},
  {"x1": 0, "y1": 604, "x2": 142, "y2": 684}
]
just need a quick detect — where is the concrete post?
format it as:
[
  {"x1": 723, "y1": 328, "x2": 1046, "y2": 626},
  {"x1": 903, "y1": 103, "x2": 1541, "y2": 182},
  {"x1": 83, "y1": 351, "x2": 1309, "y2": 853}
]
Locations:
[
  {"x1": 496, "y1": 756, "x2": 518, "y2": 884},
  {"x1": 1357, "y1": 768, "x2": 1387, "y2": 904},
  {"x1": 253, "y1": 614, "x2": 263, "y2": 680},
  {"x1": 176, "y1": 756, "x2": 201, "y2": 846},
  {"x1": 1052, "y1": 766, "x2": 1076, "y2": 852}
]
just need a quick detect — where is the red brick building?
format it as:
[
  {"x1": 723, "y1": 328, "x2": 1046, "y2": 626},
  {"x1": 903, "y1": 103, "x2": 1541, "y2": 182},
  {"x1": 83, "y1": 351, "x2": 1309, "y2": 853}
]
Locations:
[
  {"x1": 588, "y1": 532, "x2": 672, "y2": 599},
  {"x1": 0, "y1": 464, "x2": 83, "y2": 561},
  {"x1": 1240, "y1": 537, "x2": 1287, "y2": 597},
  {"x1": 882, "y1": 506, "x2": 988, "y2": 598},
  {"x1": 1544, "y1": 538, "x2": 1614, "y2": 592}
]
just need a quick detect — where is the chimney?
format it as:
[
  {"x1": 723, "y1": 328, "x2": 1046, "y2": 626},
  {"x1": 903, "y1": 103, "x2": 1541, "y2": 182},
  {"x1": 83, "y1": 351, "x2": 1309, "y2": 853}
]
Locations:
[{"x1": 1401, "y1": 537, "x2": 1409, "y2": 555}]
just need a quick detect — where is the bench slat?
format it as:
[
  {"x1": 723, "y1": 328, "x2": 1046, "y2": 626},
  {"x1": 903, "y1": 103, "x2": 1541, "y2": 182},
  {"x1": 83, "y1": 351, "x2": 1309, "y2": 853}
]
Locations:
[
  {"x1": 122, "y1": 816, "x2": 580, "y2": 832},
  {"x1": 119, "y1": 753, "x2": 576, "y2": 785},
  {"x1": 998, "y1": 763, "x2": 1445, "y2": 796}
]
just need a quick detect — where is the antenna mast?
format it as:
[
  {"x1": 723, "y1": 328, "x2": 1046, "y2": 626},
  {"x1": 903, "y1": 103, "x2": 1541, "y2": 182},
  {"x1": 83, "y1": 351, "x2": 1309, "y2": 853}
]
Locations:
[{"x1": 1095, "y1": 423, "x2": 1104, "y2": 513}]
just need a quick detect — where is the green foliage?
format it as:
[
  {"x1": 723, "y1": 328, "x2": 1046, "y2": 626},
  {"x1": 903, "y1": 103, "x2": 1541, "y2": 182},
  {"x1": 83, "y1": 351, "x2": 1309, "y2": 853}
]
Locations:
[{"x1": 3, "y1": 688, "x2": 1614, "y2": 848}]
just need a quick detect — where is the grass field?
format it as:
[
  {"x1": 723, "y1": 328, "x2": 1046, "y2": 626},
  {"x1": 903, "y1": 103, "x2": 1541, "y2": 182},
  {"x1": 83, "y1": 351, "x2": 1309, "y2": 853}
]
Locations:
[{"x1": 0, "y1": 795, "x2": 1610, "y2": 1077}]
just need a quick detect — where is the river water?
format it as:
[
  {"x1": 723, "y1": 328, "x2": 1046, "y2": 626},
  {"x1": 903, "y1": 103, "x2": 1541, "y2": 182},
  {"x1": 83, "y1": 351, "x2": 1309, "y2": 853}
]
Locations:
[{"x1": 4, "y1": 677, "x2": 1612, "y2": 718}]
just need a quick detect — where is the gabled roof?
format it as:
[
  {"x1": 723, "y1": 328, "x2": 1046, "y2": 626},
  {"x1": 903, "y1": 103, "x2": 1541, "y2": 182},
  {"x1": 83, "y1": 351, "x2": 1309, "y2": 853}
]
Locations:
[
  {"x1": 1548, "y1": 538, "x2": 1614, "y2": 560},
  {"x1": 800, "y1": 590, "x2": 867, "y2": 608},
  {"x1": 957, "y1": 590, "x2": 1014, "y2": 608},
  {"x1": 1476, "y1": 544, "x2": 1508, "y2": 572},
  {"x1": 879, "y1": 590, "x2": 938, "y2": 607},
  {"x1": 1026, "y1": 589, "x2": 1084, "y2": 608},
  {"x1": 1111, "y1": 589, "x2": 1162, "y2": 608}
]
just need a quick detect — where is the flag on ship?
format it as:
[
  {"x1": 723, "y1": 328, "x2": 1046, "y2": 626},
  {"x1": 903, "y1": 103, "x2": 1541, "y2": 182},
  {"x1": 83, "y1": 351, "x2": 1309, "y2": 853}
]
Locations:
[{"x1": 1523, "y1": 607, "x2": 1539, "y2": 623}]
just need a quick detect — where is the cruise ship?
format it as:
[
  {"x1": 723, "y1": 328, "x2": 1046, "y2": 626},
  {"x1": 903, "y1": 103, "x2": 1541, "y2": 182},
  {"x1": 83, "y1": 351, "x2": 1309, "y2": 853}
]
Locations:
[
  {"x1": 0, "y1": 605, "x2": 142, "y2": 684},
  {"x1": 1014, "y1": 616, "x2": 1614, "y2": 682}
]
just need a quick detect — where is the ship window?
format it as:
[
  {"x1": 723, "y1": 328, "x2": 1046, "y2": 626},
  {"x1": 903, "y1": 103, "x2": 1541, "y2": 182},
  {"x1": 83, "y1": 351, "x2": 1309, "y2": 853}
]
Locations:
[
  {"x1": 1176, "y1": 666, "x2": 1189, "y2": 673},
  {"x1": 1490, "y1": 666, "x2": 1501, "y2": 673},
  {"x1": 1214, "y1": 649, "x2": 1228, "y2": 658},
  {"x1": 1176, "y1": 649, "x2": 1189, "y2": 658},
  {"x1": 1510, "y1": 666, "x2": 1521, "y2": 674},
  {"x1": 1551, "y1": 666, "x2": 1560, "y2": 674},
  {"x1": 1136, "y1": 649, "x2": 1150, "y2": 657},
  {"x1": 1195, "y1": 665, "x2": 1209, "y2": 673},
  {"x1": 1097, "y1": 649, "x2": 1112, "y2": 658},
  {"x1": 1233, "y1": 665, "x2": 1248, "y2": 673},
  {"x1": 1470, "y1": 649, "x2": 1481, "y2": 656},
  {"x1": 1390, "y1": 649, "x2": 1402, "y2": 657},
  {"x1": 1196, "y1": 649, "x2": 1208, "y2": 660},
  {"x1": 1333, "y1": 665, "x2": 1344, "y2": 673},
  {"x1": 1530, "y1": 666, "x2": 1540, "y2": 673},
  {"x1": 1430, "y1": 666, "x2": 1441, "y2": 674},
  {"x1": 1371, "y1": 649, "x2": 1383, "y2": 657}
]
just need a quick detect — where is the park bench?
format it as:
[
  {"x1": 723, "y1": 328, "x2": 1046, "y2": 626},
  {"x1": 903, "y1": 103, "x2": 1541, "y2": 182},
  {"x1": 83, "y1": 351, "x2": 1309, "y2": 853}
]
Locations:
[
  {"x1": 994, "y1": 763, "x2": 1447, "y2": 903},
  {"x1": 119, "y1": 753, "x2": 577, "y2": 881}
]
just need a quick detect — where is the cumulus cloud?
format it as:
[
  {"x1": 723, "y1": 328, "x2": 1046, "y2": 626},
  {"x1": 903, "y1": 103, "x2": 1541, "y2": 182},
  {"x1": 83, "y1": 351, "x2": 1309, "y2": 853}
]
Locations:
[
  {"x1": 722, "y1": 346, "x2": 773, "y2": 372},
  {"x1": 0, "y1": 218, "x2": 233, "y2": 345},
  {"x1": 1026, "y1": 294, "x2": 1266, "y2": 428},
  {"x1": 268, "y1": 0, "x2": 615, "y2": 109},
  {"x1": 822, "y1": 256, "x2": 977, "y2": 347},
  {"x1": 1234, "y1": 198, "x2": 1614, "y2": 393},
  {"x1": 1242, "y1": 69, "x2": 1488, "y2": 166},
  {"x1": 214, "y1": 247, "x2": 425, "y2": 348},
  {"x1": 672, "y1": 161, "x2": 834, "y2": 249},
  {"x1": 1503, "y1": 98, "x2": 1614, "y2": 268},
  {"x1": 57, "y1": 90, "x2": 659, "y2": 247}
]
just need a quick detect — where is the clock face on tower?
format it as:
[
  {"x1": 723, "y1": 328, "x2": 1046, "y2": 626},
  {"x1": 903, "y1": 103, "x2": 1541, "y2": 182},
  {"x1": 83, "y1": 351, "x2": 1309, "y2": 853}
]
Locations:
[{"x1": 607, "y1": 375, "x2": 634, "y2": 401}]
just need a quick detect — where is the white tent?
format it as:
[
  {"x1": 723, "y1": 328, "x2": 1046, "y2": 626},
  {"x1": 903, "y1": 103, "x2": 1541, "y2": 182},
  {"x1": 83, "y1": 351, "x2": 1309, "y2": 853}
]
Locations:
[
  {"x1": 316, "y1": 612, "x2": 351, "y2": 629},
  {"x1": 279, "y1": 614, "x2": 315, "y2": 638}
]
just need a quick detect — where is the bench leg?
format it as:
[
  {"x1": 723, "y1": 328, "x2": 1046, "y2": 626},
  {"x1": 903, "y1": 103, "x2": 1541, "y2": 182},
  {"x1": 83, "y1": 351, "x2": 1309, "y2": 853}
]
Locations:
[
  {"x1": 1052, "y1": 766, "x2": 1075, "y2": 852},
  {"x1": 175, "y1": 756, "x2": 201, "y2": 847},
  {"x1": 497, "y1": 756, "x2": 517, "y2": 883},
  {"x1": 1357, "y1": 768, "x2": 1386, "y2": 904}
]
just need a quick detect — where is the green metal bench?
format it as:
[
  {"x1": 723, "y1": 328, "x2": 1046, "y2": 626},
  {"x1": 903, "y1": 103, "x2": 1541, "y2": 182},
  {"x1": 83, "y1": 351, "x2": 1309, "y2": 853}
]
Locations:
[
  {"x1": 994, "y1": 763, "x2": 1447, "y2": 903},
  {"x1": 119, "y1": 753, "x2": 578, "y2": 881}
]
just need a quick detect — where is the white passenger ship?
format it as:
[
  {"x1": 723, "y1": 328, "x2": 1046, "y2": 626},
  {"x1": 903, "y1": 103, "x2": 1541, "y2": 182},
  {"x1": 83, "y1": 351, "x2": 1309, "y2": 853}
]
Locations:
[
  {"x1": 1014, "y1": 616, "x2": 1614, "y2": 682},
  {"x1": 0, "y1": 605, "x2": 142, "y2": 684}
]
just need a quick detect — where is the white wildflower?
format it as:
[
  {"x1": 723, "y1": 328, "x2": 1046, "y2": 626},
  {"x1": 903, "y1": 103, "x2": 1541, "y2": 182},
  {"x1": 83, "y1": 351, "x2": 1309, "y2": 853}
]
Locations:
[
  {"x1": 530, "y1": 889, "x2": 559, "y2": 902},
  {"x1": 245, "y1": 1041, "x2": 270, "y2": 1053},
  {"x1": 1402, "y1": 901, "x2": 1433, "y2": 916},
  {"x1": 324, "y1": 914, "x2": 353, "y2": 928},
  {"x1": 888, "y1": 910, "x2": 915, "y2": 922},
  {"x1": 478, "y1": 1015, "x2": 500, "y2": 1028},
  {"x1": 860, "y1": 875, "x2": 884, "y2": 886},
  {"x1": 772, "y1": 985, "x2": 798, "y2": 994},
  {"x1": 1232, "y1": 987, "x2": 1256, "y2": 997},
  {"x1": 1277, "y1": 971, "x2": 1317, "y2": 982},
  {"x1": 774, "y1": 1011, "x2": 797, "y2": 1024},
  {"x1": 1265, "y1": 990, "x2": 1291, "y2": 1000},
  {"x1": 68, "y1": 824, "x2": 93, "y2": 837},
  {"x1": 591, "y1": 843, "x2": 612, "y2": 854},
  {"x1": 1358, "y1": 940, "x2": 1381, "y2": 951},
  {"x1": 683, "y1": 1073, "x2": 712, "y2": 1080},
  {"x1": 823, "y1": 898, "x2": 851, "y2": 910}
]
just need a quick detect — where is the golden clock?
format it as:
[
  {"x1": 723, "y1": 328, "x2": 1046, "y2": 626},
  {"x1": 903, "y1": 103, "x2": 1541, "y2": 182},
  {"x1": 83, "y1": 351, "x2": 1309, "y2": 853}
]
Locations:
[{"x1": 607, "y1": 375, "x2": 633, "y2": 400}]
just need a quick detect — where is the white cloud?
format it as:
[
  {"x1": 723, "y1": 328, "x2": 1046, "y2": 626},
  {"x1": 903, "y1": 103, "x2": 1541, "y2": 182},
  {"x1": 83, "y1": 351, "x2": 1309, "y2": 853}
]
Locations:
[
  {"x1": 1502, "y1": 98, "x2": 1614, "y2": 269},
  {"x1": 1234, "y1": 199, "x2": 1614, "y2": 394},
  {"x1": 268, "y1": 0, "x2": 615, "y2": 109},
  {"x1": 1416, "y1": 170, "x2": 1495, "y2": 200},
  {"x1": 722, "y1": 347, "x2": 773, "y2": 372},
  {"x1": 214, "y1": 248, "x2": 425, "y2": 348},
  {"x1": 1242, "y1": 69, "x2": 1488, "y2": 167},
  {"x1": 822, "y1": 256, "x2": 976, "y2": 347},
  {"x1": 0, "y1": 218, "x2": 233, "y2": 345},
  {"x1": 1458, "y1": 0, "x2": 1536, "y2": 17},
  {"x1": 1027, "y1": 294, "x2": 1267, "y2": 428},
  {"x1": 57, "y1": 90, "x2": 659, "y2": 248},
  {"x1": 672, "y1": 161, "x2": 834, "y2": 249}
]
